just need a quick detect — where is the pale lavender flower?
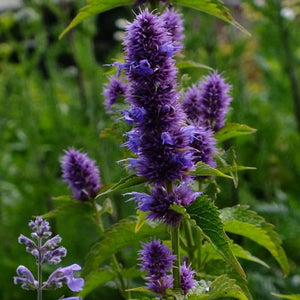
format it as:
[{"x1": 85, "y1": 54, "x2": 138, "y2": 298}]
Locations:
[
  {"x1": 14, "y1": 265, "x2": 38, "y2": 290},
  {"x1": 61, "y1": 148, "x2": 101, "y2": 201},
  {"x1": 59, "y1": 297, "x2": 82, "y2": 300},
  {"x1": 103, "y1": 76, "x2": 128, "y2": 113},
  {"x1": 43, "y1": 264, "x2": 84, "y2": 292},
  {"x1": 180, "y1": 262, "x2": 196, "y2": 295},
  {"x1": 138, "y1": 239, "x2": 175, "y2": 279}
]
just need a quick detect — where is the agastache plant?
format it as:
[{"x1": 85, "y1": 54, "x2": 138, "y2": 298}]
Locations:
[{"x1": 14, "y1": 216, "x2": 84, "y2": 300}]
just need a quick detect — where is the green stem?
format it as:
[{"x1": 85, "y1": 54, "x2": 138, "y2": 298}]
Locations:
[
  {"x1": 37, "y1": 237, "x2": 42, "y2": 300},
  {"x1": 183, "y1": 219, "x2": 194, "y2": 262},
  {"x1": 92, "y1": 199, "x2": 126, "y2": 295},
  {"x1": 171, "y1": 225, "x2": 181, "y2": 289},
  {"x1": 196, "y1": 230, "x2": 203, "y2": 271}
]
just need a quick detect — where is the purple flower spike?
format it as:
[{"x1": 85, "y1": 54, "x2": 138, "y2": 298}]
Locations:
[
  {"x1": 44, "y1": 264, "x2": 84, "y2": 292},
  {"x1": 138, "y1": 239, "x2": 175, "y2": 279},
  {"x1": 146, "y1": 275, "x2": 173, "y2": 296},
  {"x1": 123, "y1": 9, "x2": 193, "y2": 184},
  {"x1": 61, "y1": 148, "x2": 101, "y2": 201},
  {"x1": 103, "y1": 76, "x2": 128, "y2": 113},
  {"x1": 198, "y1": 71, "x2": 232, "y2": 131},
  {"x1": 29, "y1": 216, "x2": 52, "y2": 240},
  {"x1": 180, "y1": 262, "x2": 196, "y2": 295},
  {"x1": 14, "y1": 265, "x2": 38, "y2": 290},
  {"x1": 161, "y1": 8, "x2": 184, "y2": 53}
]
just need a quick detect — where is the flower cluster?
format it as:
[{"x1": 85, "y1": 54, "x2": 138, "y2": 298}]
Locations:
[
  {"x1": 138, "y1": 240, "x2": 175, "y2": 295},
  {"x1": 14, "y1": 217, "x2": 84, "y2": 299},
  {"x1": 138, "y1": 240, "x2": 196, "y2": 295},
  {"x1": 61, "y1": 148, "x2": 101, "y2": 201}
]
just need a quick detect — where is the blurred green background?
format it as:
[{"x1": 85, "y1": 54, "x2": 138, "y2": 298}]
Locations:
[{"x1": 0, "y1": 0, "x2": 300, "y2": 299}]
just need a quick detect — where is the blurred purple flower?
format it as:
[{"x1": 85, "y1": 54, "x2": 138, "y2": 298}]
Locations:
[
  {"x1": 61, "y1": 148, "x2": 101, "y2": 201},
  {"x1": 146, "y1": 275, "x2": 173, "y2": 296},
  {"x1": 138, "y1": 239, "x2": 175, "y2": 279},
  {"x1": 198, "y1": 71, "x2": 232, "y2": 131},
  {"x1": 103, "y1": 76, "x2": 128, "y2": 113},
  {"x1": 180, "y1": 262, "x2": 196, "y2": 295}
]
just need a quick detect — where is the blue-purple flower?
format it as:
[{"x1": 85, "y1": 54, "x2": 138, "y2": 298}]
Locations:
[
  {"x1": 128, "y1": 184, "x2": 200, "y2": 225},
  {"x1": 103, "y1": 76, "x2": 128, "y2": 113},
  {"x1": 14, "y1": 265, "x2": 38, "y2": 290},
  {"x1": 138, "y1": 239, "x2": 176, "y2": 279},
  {"x1": 61, "y1": 148, "x2": 101, "y2": 201},
  {"x1": 180, "y1": 262, "x2": 196, "y2": 295}
]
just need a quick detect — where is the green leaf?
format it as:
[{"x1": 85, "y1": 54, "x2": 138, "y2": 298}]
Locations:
[
  {"x1": 186, "y1": 197, "x2": 246, "y2": 279},
  {"x1": 220, "y1": 205, "x2": 289, "y2": 275},
  {"x1": 215, "y1": 123, "x2": 256, "y2": 143},
  {"x1": 189, "y1": 275, "x2": 249, "y2": 299},
  {"x1": 52, "y1": 195, "x2": 74, "y2": 202},
  {"x1": 135, "y1": 209, "x2": 147, "y2": 233},
  {"x1": 79, "y1": 267, "x2": 141, "y2": 297},
  {"x1": 188, "y1": 161, "x2": 233, "y2": 179},
  {"x1": 173, "y1": 0, "x2": 250, "y2": 36},
  {"x1": 78, "y1": 268, "x2": 115, "y2": 297},
  {"x1": 272, "y1": 294, "x2": 300, "y2": 300},
  {"x1": 41, "y1": 201, "x2": 93, "y2": 219},
  {"x1": 218, "y1": 166, "x2": 256, "y2": 174},
  {"x1": 96, "y1": 174, "x2": 147, "y2": 199},
  {"x1": 82, "y1": 216, "x2": 167, "y2": 277},
  {"x1": 177, "y1": 60, "x2": 213, "y2": 71},
  {"x1": 59, "y1": 0, "x2": 132, "y2": 39},
  {"x1": 202, "y1": 241, "x2": 269, "y2": 268}
]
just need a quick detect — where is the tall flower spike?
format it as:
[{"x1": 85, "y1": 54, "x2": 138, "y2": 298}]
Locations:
[
  {"x1": 180, "y1": 262, "x2": 196, "y2": 295},
  {"x1": 161, "y1": 8, "x2": 184, "y2": 53},
  {"x1": 138, "y1": 239, "x2": 176, "y2": 279},
  {"x1": 123, "y1": 9, "x2": 193, "y2": 183},
  {"x1": 103, "y1": 76, "x2": 128, "y2": 114},
  {"x1": 61, "y1": 148, "x2": 101, "y2": 201},
  {"x1": 198, "y1": 71, "x2": 232, "y2": 131}
]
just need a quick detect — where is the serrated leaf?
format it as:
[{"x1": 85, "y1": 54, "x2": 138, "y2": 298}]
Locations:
[
  {"x1": 202, "y1": 241, "x2": 269, "y2": 268},
  {"x1": 215, "y1": 123, "x2": 256, "y2": 143},
  {"x1": 177, "y1": 60, "x2": 213, "y2": 70},
  {"x1": 186, "y1": 197, "x2": 246, "y2": 279},
  {"x1": 220, "y1": 205, "x2": 289, "y2": 275},
  {"x1": 60, "y1": 0, "x2": 132, "y2": 39},
  {"x1": 189, "y1": 275, "x2": 249, "y2": 299},
  {"x1": 82, "y1": 216, "x2": 167, "y2": 277},
  {"x1": 188, "y1": 161, "x2": 233, "y2": 179},
  {"x1": 173, "y1": 0, "x2": 250, "y2": 36},
  {"x1": 272, "y1": 294, "x2": 300, "y2": 300},
  {"x1": 96, "y1": 174, "x2": 147, "y2": 199},
  {"x1": 42, "y1": 201, "x2": 93, "y2": 219}
]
